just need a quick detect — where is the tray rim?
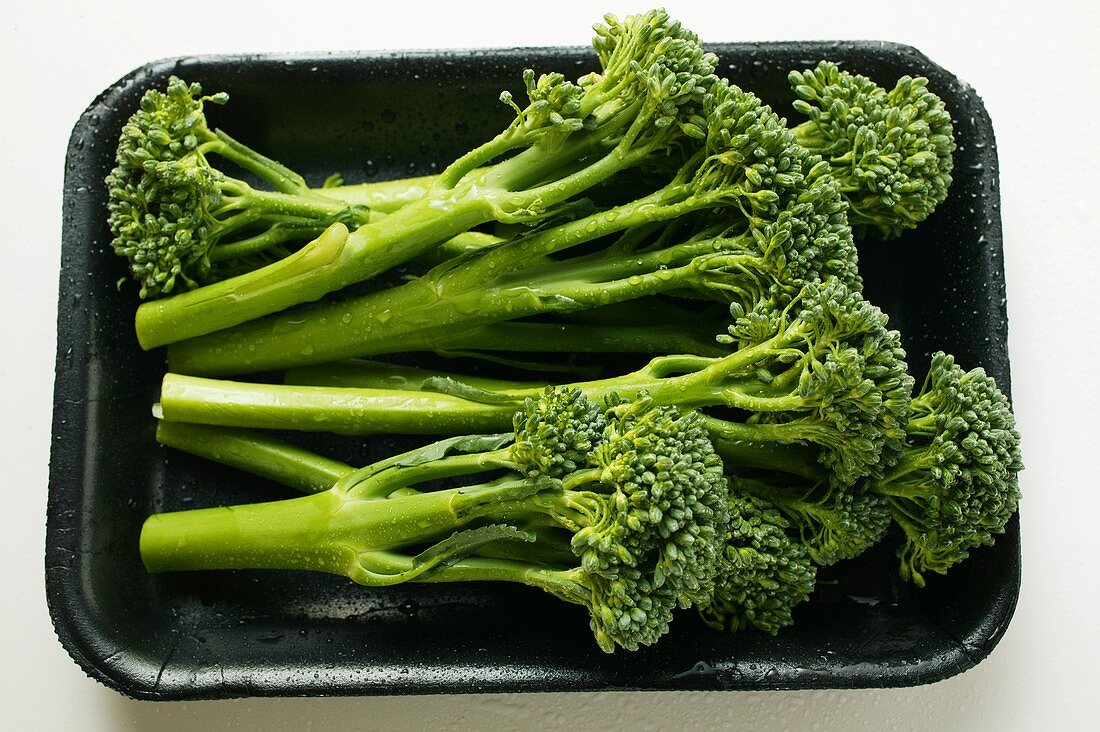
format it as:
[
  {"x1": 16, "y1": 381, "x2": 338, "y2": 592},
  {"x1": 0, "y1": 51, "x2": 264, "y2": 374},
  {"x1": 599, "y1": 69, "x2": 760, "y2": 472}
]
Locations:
[{"x1": 46, "y1": 39, "x2": 1019, "y2": 700}]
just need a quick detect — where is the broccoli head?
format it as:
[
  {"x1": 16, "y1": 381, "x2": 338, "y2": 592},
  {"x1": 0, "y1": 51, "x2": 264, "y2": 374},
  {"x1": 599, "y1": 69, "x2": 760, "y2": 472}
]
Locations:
[
  {"x1": 789, "y1": 61, "x2": 956, "y2": 239},
  {"x1": 107, "y1": 77, "x2": 370, "y2": 297},
  {"x1": 698, "y1": 491, "x2": 817, "y2": 634},
  {"x1": 871, "y1": 352, "x2": 1022, "y2": 585}
]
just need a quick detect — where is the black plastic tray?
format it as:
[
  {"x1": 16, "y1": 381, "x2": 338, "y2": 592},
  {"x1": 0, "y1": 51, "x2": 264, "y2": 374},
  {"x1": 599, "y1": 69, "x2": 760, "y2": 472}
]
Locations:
[{"x1": 47, "y1": 42, "x2": 1017, "y2": 699}]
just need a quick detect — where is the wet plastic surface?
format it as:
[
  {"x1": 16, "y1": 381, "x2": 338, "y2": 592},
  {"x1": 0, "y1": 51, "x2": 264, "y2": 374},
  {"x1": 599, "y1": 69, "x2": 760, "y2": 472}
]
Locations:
[{"x1": 47, "y1": 42, "x2": 1017, "y2": 699}]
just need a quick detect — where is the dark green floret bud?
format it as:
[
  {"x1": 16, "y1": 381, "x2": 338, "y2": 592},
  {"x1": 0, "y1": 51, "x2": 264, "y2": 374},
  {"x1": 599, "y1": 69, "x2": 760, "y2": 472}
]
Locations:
[
  {"x1": 512, "y1": 386, "x2": 607, "y2": 478},
  {"x1": 106, "y1": 77, "x2": 225, "y2": 297},
  {"x1": 107, "y1": 77, "x2": 370, "y2": 298},
  {"x1": 588, "y1": 394, "x2": 731, "y2": 608},
  {"x1": 576, "y1": 567, "x2": 677, "y2": 653},
  {"x1": 719, "y1": 278, "x2": 914, "y2": 486},
  {"x1": 731, "y1": 475, "x2": 892, "y2": 567},
  {"x1": 871, "y1": 352, "x2": 1022, "y2": 586},
  {"x1": 789, "y1": 61, "x2": 956, "y2": 239},
  {"x1": 686, "y1": 80, "x2": 860, "y2": 308},
  {"x1": 698, "y1": 492, "x2": 817, "y2": 634}
]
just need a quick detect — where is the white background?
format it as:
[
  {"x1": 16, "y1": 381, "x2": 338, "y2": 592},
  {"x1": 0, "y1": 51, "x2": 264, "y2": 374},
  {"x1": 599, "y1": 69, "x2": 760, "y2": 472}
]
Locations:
[{"x1": 3, "y1": 1, "x2": 1098, "y2": 729}]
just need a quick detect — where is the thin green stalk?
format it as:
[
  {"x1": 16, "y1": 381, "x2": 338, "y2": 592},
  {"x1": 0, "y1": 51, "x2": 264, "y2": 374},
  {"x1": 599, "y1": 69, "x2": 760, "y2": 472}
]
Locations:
[
  {"x1": 710, "y1": 436, "x2": 828, "y2": 483},
  {"x1": 158, "y1": 340, "x2": 787, "y2": 438},
  {"x1": 224, "y1": 187, "x2": 363, "y2": 220},
  {"x1": 158, "y1": 373, "x2": 520, "y2": 435},
  {"x1": 345, "y1": 447, "x2": 519, "y2": 500},
  {"x1": 282, "y1": 359, "x2": 547, "y2": 392},
  {"x1": 428, "y1": 320, "x2": 727, "y2": 357},
  {"x1": 206, "y1": 131, "x2": 312, "y2": 195},
  {"x1": 136, "y1": 124, "x2": 644, "y2": 350},
  {"x1": 209, "y1": 223, "x2": 337, "y2": 262},
  {"x1": 872, "y1": 447, "x2": 935, "y2": 489},
  {"x1": 155, "y1": 420, "x2": 353, "y2": 494},
  {"x1": 317, "y1": 174, "x2": 440, "y2": 213},
  {"x1": 164, "y1": 187, "x2": 735, "y2": 377},
  {"x1": 139, "y1": 478, "x2": 536, "y2": 579},
  {"x1": 352, "y1": 551, "x2": 558, "y2": 586}
]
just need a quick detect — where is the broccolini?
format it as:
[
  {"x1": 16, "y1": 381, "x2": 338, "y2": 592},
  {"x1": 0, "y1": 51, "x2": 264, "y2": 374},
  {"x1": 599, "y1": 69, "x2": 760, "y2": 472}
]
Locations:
[{"x1": 142, "y1": 388, "x2": 731, "y2": 652}]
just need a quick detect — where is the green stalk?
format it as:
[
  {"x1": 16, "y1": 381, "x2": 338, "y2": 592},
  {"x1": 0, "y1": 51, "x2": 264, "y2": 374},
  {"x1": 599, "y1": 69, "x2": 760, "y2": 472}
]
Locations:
[
  {"x1": 209, "y1": 224, "x2": 334, "y2": 263},
  {"x1": 220, "y1": 186, "x2": 365, "y2": 221},
  {"x1": 557, "y1": 296, "x2": 729, "y2": 328},
  {"x1": 264, "y1": 310, "x2": 727, "y2": 368},
  {"x1": 282, "y1": 360, "x2": 547, "y2": 392},
  {"x1": 316, "y1": 174, "x2": 440, "y2": 213},
  {"x1": 158, "y1": 373, "x2": 520, "y2": 435},
  {"x1": 413, "y1": 231, "x2": 505, "y2": 267},
  {"x1": 870, "y1": 457, "x2": 937, "y2": 499},
  {"x1": 431, "y1": 320, "x2": 727, "y2": 357},
  {"x1": 139, "y1": 478, "x2": 536, "y2": 579},
  {"x1": 154, "y1": 420, "x2": 580, "y2": 570},
  {"x1": 155, "y1": 420, "x2": 352, "y2": 494},
  {"x1": 351, "y1": 552, "x2": 561, "y2": 586},
  {"x1": 347, "y1": 447, "x2": 519, "y2": 499},
  {"x1": 158, "y1": 342, "x2": 785, "y2": 437},
  {"x1": 165, "y1": 187, "x2": 735, "y2": 376},
  {"x1": 710, "y1": 436, "x2": 828, "y2": 483},
  {"x1": 206, "y1": 130, "x2": 314, "y2": 195},
  {"x1": 135, "y1": 125, "x2": 643, "y2": 350}
]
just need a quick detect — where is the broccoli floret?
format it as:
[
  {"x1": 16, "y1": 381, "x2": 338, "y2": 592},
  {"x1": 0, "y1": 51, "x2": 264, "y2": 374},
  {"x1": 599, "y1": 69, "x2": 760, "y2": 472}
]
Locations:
[
  {"x1": 512, "y1": 386, "x2": 607, "y2": 478},
  {"x1": 869, "y1": 352, "x2": 1022, "y2": 586},
  {"x1": 689, "y1": 352, "x2": 1021, "y2": 582},
  {"x1": 131, "y1": 9, "x2": 722, "y2": 349},
  {"x1": 788, "y1": 61, "x2": 956, "y2": 239},
  {"x1": 106, "y1": 77, "x2": 375, "y2": 298},
  {"x1": 142, "y1": 388, "x2": 730, "y2": 652},
  {"x1": 705, "y1": 278, "x2": 913, "y2": 485},
  {"x1": 167, "y1": 79, "x2": 860, "y2": 377},
  {"x1": 697, "y1": 491, "x2": 817, "y2": 634},
  {"x1": 729, "y1": 474, "x2": 891, "y2": 566}
]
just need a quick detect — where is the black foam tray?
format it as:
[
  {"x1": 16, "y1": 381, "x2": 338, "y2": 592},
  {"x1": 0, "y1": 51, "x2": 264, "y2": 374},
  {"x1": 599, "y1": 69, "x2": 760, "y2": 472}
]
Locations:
[{"x1": 47, "y1": 41, "x2": 1017, "y2": 699}]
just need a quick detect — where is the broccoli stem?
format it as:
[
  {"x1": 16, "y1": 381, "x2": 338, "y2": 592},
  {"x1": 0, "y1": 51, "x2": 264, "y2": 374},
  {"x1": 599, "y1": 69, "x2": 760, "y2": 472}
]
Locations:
[
  {"x1": 158, "y1": 374, "x2": 518, "y2": 435},
  {"x1": 216, "y1": 186, "x2": 364, "y2": 223},
  {"x1": 158, "y1": 340, "x2": 804, "y2": 439},
  {"x1": 282, "y1": 359, "x2": 548, "y2": 392},
  {"x1": 154, "y1": 421, "x2": 588, "y2": 571},
  {"x1": 139, "y1": 478, "x2": 534, "y2": 578},
  {"x1": 429, "y1": 320, "x2": 727, "y2": 357},
  {"x1": 708, "y1": 437, "x2": 828, "y2": 483},
  {"x1": 412, "y1": 231, "x2": 505, "y2": 267},
  {"x1": 272, "y1": 317, "x2": 724, "y2": 385},
  {"x1": 208, "y1": 223, "x2": 337, "y2": 263},
  {"x1": 203, "y1": 130, "x2": 314, "y2": 195},
  {"x1": 352, "y1": 552, "x2": 563, "y2": 587},
  {"x1": 155, "y1": 420, "x2": 352, "y2": 494},
  {"x1": 317, "y1": 174, "x2": 439, "y2": 213},
  {"x1": 164, "y1": 187, "x2": 742, "y2": 376},
  {"x1": 135, "y1": 125, "x2": 651, "y2": 350}
]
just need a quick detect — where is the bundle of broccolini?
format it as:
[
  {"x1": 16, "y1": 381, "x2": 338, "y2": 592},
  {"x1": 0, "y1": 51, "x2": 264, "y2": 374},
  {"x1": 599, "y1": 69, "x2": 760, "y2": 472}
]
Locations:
[{"x1": 112, "y1": 8, "x2": 1019, "y2": 653}]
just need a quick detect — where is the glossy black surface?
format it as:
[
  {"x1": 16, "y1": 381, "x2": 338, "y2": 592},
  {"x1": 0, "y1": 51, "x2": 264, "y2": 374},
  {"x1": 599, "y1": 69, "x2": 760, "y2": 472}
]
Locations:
[{"x1": 47, "y1": 42, "x2": 1016, "y2": 699}]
